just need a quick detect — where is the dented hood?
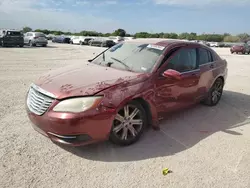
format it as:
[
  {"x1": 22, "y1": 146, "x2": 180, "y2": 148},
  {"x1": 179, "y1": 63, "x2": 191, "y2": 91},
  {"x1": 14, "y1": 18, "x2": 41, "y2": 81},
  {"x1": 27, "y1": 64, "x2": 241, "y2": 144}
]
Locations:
[{"x1": 35, "y1": 62, "x2": 142, "y2": 99}]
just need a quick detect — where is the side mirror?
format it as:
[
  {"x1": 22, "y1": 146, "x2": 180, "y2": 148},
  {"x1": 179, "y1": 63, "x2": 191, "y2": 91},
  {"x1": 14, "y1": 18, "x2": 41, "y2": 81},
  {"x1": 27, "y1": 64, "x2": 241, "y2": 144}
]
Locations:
[
  {"x1": 88, "y1": 59, "x2": 92, "y2": 62},
  {"x1": 162, "y1": 69, "x2": 182, "y2": 80}
]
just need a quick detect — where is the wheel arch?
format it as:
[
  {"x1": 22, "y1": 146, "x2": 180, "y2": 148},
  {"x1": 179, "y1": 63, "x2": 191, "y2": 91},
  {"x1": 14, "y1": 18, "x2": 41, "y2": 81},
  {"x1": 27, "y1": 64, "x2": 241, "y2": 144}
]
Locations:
[{"x1": 132, "y1": 97, "x2": 153, "y2": 128}]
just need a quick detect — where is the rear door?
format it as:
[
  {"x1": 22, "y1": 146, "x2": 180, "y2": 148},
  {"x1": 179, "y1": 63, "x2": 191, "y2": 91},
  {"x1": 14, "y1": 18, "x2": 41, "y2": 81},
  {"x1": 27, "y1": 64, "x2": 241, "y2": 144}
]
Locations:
[
  {"x1": 154, "y1": 46, "x2": 200, "y2": 113},
  {"x1": 196, "y1": 47, "x2": 215, "y2": 100}
]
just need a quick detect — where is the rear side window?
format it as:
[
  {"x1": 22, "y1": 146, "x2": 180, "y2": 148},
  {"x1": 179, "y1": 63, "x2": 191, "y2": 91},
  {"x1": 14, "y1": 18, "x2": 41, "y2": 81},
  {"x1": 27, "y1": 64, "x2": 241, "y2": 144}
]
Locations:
[
  {"x1": 35, "y1": 33, "x2": 45, "y2": 37},
  {"x1": 198, "y1": 48, "x2": 210, "y2": 65},
  {"x1": 166, "y1": 48, "x2": 197, "y2": 72}
]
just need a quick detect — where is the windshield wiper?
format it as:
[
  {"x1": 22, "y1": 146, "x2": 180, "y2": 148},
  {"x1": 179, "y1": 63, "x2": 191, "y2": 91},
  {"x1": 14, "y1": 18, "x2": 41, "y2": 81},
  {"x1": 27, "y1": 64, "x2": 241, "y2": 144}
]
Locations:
[{"x1": 110, "y1": 57, "x2": 131, "y2": 71}]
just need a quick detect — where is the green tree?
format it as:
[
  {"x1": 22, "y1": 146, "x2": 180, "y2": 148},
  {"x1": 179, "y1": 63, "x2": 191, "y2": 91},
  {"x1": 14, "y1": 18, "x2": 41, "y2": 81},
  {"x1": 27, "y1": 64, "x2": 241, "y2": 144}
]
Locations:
[
  {"x1": 237, "y1": 33, "x2": 250, "y2": 43},
  {"x1": 22, "y1": 26, "x2": 32, "y2": 33},
  {"x1": 134, "y1": 32, "x2": 149, "y2": 38},
  {"x1": 178, "y1": 32, "x2": 189, "y2": 39},
  {"x1": 112, "y1": 29, "x2": 126, "y2": 37},
  {"x1": 223, "y1": 36, "x2": 240, "y2": 42}
]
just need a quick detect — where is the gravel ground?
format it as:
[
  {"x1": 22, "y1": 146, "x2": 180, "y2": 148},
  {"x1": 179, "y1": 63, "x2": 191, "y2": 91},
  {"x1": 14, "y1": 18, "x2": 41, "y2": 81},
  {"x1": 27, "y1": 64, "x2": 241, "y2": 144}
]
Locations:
[{"x1": 0, "y1": 43, "x2": 250, "y2": 188}]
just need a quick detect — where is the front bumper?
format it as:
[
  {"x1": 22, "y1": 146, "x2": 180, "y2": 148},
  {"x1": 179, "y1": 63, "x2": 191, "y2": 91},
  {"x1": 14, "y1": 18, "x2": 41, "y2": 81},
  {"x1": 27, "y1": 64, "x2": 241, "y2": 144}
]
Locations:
[{"x1": 26, "y1": 103, "x2": 115, "y2": 146}]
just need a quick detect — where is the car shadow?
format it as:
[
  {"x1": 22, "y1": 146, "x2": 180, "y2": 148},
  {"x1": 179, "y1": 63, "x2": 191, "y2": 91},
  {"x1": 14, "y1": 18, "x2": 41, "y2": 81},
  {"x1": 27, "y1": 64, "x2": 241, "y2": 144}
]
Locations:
[{"x1": 58, "y1": 90, "x2": 250, "y2": 162}]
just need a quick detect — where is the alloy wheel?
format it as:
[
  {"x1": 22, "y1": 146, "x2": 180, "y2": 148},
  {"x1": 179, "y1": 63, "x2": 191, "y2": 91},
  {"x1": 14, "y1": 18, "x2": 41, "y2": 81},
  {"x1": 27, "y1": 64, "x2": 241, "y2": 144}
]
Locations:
[
  {"x1": 211, "y1": 79, "x2": 223, "y2": 104},
  {"x1": 112, "y1": 104, "x2": 144, "y2": 142}
]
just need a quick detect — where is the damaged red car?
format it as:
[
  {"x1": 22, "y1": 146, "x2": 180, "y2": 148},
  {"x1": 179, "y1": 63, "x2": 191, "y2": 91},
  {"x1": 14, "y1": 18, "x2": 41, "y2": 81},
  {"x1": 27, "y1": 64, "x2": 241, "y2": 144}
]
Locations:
[{"x1": 26, "y1": 39, "x2": 228, "y2": 146}]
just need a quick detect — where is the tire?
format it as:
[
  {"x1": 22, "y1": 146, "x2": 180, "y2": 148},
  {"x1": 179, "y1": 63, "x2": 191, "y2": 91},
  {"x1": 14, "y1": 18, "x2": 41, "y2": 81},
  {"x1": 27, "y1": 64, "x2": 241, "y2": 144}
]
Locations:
[
  {"x1": 29, "y1": 41, "x2": 34, "y2": 47},
  {"x1": 19, "y1": 44, "x2": 24, "y2": 47},
  {"x1": 109, "y1": 101, "x2": 147, "y2": 146},
  {"x1": 42, "y1": 44, "x2": 47, "y2": 47},
  {"x1": 202, "y1": 78, "x2": 224, "y2": 106},
  {"x1": 1, "y1": 41, "x2": 5, "y2": 47}
]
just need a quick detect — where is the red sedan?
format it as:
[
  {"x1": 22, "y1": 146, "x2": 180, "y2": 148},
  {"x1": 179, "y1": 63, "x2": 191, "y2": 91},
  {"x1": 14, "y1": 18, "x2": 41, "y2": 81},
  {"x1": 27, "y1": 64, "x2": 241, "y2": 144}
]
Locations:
[{"x1": 26, "y1": 39, "x2": 228, "y2": 146}]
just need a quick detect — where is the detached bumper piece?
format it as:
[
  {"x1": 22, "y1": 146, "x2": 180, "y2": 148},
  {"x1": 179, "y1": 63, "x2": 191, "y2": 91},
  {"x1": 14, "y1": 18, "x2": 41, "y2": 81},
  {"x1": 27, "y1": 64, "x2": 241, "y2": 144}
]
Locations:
[{"x1": 47, "y1": 132, "x2": 91, "y2": 145}]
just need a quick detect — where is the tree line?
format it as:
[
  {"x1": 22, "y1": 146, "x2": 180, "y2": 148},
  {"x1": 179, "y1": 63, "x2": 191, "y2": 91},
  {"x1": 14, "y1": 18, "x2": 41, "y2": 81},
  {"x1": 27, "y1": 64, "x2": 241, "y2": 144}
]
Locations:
[{"x1": 22, "y1": 27, "x2": 250, "y2": 43}]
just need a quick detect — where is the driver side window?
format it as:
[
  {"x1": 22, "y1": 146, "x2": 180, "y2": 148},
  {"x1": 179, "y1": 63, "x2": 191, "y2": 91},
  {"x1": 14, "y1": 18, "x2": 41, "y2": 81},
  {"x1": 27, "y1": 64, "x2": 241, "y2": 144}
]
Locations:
[{"x1": 166, "y1": 48, "x2": 197, "y2": 73}]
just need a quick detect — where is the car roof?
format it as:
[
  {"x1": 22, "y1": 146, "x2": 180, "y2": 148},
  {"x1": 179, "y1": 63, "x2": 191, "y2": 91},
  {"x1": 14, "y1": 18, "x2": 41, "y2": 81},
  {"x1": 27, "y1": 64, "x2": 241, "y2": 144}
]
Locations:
[{"x1": 124, "y1": 39, "x2": 200, "y2": 47}]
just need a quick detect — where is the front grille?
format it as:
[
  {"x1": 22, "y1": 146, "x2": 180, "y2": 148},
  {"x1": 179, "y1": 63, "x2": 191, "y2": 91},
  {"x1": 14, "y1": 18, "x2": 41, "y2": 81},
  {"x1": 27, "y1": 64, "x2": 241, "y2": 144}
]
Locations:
[{"x1": 27, "y1": 85, "x2": 55, "y2": 115}]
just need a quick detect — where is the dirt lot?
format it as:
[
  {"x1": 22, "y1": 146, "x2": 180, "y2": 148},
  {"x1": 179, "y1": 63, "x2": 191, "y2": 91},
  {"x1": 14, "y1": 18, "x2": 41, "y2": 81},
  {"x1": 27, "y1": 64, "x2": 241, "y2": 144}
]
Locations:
[{"x1": 0, "y1": 43, "x2": 250, "y2": 188}]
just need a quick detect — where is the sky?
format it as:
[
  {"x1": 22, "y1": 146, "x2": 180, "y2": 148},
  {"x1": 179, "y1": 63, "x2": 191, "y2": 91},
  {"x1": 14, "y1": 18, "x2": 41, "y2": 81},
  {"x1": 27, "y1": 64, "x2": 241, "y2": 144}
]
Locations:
[{"x1": 0, "y1": 0, "x2": 249, "y2": 34}]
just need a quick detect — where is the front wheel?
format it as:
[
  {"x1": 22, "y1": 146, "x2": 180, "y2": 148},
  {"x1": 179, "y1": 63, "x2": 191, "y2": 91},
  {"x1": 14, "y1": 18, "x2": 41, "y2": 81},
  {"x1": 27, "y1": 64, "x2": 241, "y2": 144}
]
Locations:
[
  {"x1": 202, "y1": 78, "x2": 224, "y2": 106},
  {"x1": 109, "y1": 101, "x2": 147, "y2": 146},
  {"x1": 1, "y1": 41, "x2": 5, "y2": 47}
]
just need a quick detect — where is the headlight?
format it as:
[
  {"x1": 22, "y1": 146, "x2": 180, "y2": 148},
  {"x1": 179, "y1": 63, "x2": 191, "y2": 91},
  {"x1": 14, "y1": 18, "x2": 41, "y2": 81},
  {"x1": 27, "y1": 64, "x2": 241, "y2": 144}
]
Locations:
[{"x1": 53, "y1": 96, "x2": 102, "y2": 113}]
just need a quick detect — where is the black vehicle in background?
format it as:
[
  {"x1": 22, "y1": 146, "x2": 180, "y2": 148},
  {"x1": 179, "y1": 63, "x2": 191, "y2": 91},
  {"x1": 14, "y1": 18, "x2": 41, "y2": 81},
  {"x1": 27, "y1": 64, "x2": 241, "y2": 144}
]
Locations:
[
  {"x1": 0, "y1": 30, "x2": 24, "y2": 47},
  {"x1": 80, "y1": 37, "x2": 94, "y2": 45},
  {"x1": 89, "y1": 39, "x2": 115, "y2": 48},
  {"x1": 52, "y1": 36, "x2": 71, "y2": 43}
]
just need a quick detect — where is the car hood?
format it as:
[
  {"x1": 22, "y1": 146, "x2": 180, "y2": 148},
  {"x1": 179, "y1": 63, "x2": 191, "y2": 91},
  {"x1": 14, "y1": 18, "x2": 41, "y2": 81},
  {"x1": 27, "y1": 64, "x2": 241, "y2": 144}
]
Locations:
[{"x1": 35, "y1": 62, "x2": 145, "y2": 99}]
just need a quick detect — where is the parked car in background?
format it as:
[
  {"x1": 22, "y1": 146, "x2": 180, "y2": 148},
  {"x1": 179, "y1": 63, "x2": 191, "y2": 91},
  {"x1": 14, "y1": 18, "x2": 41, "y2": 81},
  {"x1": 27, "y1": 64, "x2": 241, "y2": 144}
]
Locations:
[
  {"x1": 81, "y1": 37, "x2": 94, "y2": 45},
  {"x1": 89, "y1": 38, "x2": 116, "y2": 47},
  {"x1": 71, "y1": 36, "x2": 84, "y2": 44},
  {"x1": 0, "y1": 29, "x2": 24, "y2": 47},
  {"x1": 46, "y1": 34, "x2": 55, "y2": 40},
  {"x1": 69, "y1": 36, "x2": 76, "y2": 44},
  {"x1": 52, "y1": 36, "x2": 71, "y2": 43},
  {"x1": 230, "y1": 43, "x2": 250, "y2": 54},
  {"x1": 209, "y1": 42, "x2": 219, "y2": 47},
  {"x1": 108, "y1": 36, "x2": 124, "y2": 44},
  {"x1": 26, "y1": 39, "x2": 227, "y2": 147},
  {"x1": 24, "y1": 32, "x2": 48, "y2": 47}
]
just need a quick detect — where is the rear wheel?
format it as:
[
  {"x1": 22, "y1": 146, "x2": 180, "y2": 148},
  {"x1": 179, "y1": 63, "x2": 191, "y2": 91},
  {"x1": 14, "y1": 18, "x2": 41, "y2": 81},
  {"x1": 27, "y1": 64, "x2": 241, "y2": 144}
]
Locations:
[
  {"x1": 29, "y1": 41, "x2": 34, "y2": 47},
  {"x1": 109, "y1": 101, "x2": 147, "y2": 146},
  {"x1": 202, "y1": 78, "x2": 224, "y2": 106},
  {"x1": 42, "y1": 44, "x2": 47, "y2": 47},
  {"x1": 1, "y1": 41, "x2": 5, "y2": 47}
]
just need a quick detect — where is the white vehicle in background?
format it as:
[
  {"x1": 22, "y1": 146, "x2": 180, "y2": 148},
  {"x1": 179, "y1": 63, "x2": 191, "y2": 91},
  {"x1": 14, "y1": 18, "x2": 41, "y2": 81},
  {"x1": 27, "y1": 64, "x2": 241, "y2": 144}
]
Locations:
[
  {"x1": 72, "y1": 36, "x2": 95, "y2": 45},
  {"x1": 24, "y1": 32, "x2": 48, "y2": 47},
  {"x1": 209, "y1": 42, "x2": 219, "y2": 47},
  {"x1": 108, "y1": 36, "x2": 124, "y2": 44},
  {"x1": 72, "y1": 36, "x2": 85, "y2": 45},
  {"x1": 124, "y1": 37, "x2": 135, "y2": 41}
]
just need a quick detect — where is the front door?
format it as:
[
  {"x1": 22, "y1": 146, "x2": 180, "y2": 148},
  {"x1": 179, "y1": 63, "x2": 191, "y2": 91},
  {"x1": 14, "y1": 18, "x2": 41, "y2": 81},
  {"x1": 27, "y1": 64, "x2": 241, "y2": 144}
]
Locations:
[{"x1": 154, "y1": 46, "x2": 200, "y2": 113}]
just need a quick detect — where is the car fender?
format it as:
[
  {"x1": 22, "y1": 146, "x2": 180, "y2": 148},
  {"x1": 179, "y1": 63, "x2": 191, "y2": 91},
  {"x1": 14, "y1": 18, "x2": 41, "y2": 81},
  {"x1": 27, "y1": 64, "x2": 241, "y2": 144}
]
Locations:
[{"x1": 97, "y1": 78, "x2": 159, "y2": 128}]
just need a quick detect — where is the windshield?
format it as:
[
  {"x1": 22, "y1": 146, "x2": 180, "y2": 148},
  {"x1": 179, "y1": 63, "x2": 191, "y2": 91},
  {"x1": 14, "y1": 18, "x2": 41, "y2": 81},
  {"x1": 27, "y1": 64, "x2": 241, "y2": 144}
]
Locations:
[
  {"x1": 91, "y1": 42, "x2": 165, "y2": 73},
  {"x1": 35, "y1": 33, "x2": 46, "y2": 37},
  {"x1": 6, "y1": 31, "x2": 22, "y2": 36}
]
